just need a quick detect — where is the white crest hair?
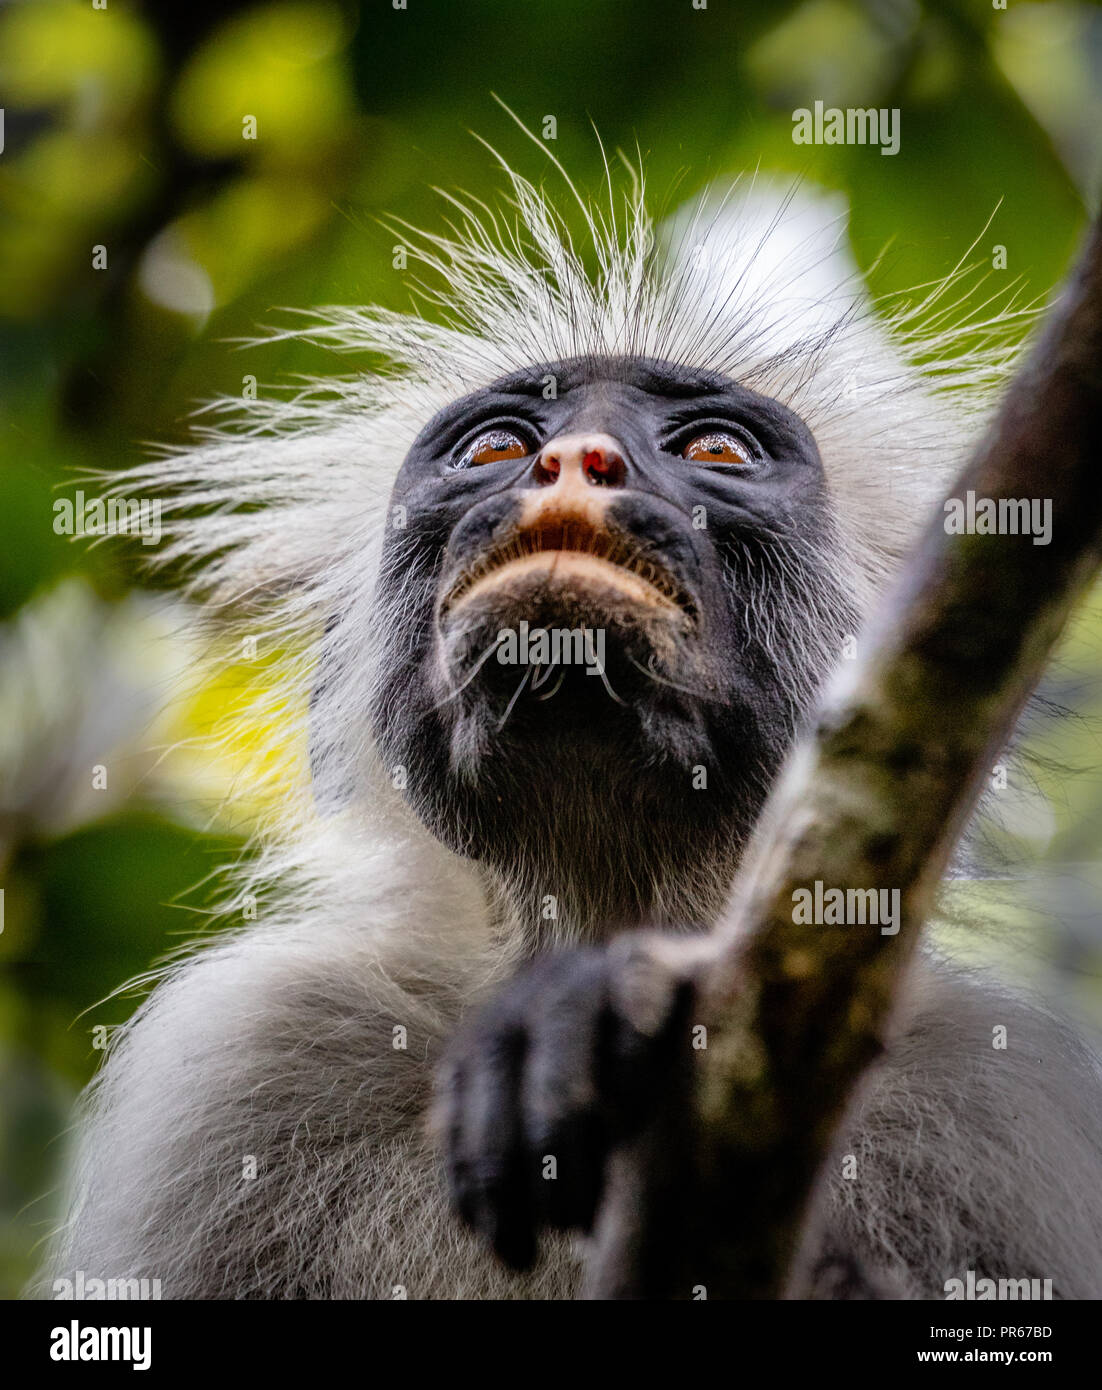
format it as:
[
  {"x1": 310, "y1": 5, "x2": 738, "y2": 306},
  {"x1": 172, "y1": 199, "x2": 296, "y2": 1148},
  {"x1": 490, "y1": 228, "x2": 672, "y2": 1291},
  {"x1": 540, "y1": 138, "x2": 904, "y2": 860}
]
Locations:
[{"x1": 111, "y1": 150, "x2": 1022, "y2": 856}]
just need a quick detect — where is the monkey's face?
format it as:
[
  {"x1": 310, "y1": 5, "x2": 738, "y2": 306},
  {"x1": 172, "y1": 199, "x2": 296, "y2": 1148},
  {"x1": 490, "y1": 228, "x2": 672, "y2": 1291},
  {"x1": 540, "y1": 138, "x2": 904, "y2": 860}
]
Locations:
[{"x1": 372, "y1": 356, "x2": 856, "y2": 873}]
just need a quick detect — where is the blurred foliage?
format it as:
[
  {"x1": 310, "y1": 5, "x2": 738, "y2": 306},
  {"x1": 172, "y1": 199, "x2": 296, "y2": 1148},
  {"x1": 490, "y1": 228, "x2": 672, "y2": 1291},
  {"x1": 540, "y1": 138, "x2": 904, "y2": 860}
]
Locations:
[{"x1": 1, "y1": 0, "x2": 1101, "y2": 1297}]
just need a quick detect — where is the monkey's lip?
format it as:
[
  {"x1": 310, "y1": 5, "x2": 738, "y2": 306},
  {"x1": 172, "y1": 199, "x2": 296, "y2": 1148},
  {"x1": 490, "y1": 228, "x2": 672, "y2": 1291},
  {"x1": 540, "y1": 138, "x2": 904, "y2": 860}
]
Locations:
[
  {"x1": 441, "y1": 516, "x2": 694, "y2": 621},
  {"x1": 447, "y1": 550, "x2": 684, "y2": 614}
]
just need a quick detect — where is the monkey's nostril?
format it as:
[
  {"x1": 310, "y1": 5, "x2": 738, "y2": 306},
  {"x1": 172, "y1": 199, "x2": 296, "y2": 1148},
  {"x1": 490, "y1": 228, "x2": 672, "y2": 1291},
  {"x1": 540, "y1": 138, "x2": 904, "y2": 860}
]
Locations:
[
  {"x1": 533, "y1": 453, "x2": 560, "y2": 486},
  {"x1": 583, "y1": 448, "x2": 624, "y2": 487}
]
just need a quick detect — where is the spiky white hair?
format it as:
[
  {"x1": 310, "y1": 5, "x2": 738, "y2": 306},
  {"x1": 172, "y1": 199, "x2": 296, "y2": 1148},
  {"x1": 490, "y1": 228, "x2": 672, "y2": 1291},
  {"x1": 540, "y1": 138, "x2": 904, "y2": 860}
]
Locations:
[{"x1": 113, "y1": 155, "x2": 1020, "y2": 850}]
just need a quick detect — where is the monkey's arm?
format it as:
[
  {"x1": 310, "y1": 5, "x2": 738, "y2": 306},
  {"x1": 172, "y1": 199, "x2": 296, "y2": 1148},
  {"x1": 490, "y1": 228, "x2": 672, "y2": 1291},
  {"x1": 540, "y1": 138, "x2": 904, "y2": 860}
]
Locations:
[
  {"x1": 437, "y1": 940, "x2": 1102, "y2": 1299},
  {"x1": 42, "y1": 836, "x2": 578, "y2": 1300}
]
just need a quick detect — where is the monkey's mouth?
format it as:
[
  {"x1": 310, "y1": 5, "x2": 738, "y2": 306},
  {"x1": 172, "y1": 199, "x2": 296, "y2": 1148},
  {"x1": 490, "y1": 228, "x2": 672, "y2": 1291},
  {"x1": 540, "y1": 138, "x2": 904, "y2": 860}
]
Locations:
[{"x1": 440, "y1": 517, "x2": 694, "y2": 621}]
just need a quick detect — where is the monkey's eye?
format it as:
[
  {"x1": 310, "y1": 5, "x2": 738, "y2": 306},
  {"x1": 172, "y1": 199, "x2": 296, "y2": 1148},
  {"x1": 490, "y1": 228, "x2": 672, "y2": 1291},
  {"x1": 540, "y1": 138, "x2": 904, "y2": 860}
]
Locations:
[
  {"x1": 681, "y1": 431, "x2": 754, "y2": 466},
  {"x1": 457, "y1": 428, "x2": 533, "y2": 468}
]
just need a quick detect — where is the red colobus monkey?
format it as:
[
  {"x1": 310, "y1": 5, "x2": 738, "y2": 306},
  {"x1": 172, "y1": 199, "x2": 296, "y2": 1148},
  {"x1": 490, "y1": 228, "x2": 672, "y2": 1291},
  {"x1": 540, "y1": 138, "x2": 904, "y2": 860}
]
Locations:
[{"x1": 45, "y1": 165, "x2": 1102, "y2": 1299}]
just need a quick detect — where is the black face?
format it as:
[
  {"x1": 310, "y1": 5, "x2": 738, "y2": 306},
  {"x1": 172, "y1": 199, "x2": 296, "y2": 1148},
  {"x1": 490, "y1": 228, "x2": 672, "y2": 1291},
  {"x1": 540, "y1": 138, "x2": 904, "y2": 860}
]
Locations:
[{"x1": 368, "y1": 355, "x2": 857, "y2": 929}]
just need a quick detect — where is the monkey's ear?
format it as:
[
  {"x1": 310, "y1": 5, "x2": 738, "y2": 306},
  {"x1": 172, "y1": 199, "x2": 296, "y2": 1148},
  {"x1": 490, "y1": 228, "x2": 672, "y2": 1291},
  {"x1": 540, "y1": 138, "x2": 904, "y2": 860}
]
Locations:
[{"x1": 309, "y1": 613, "x2": 356, "y2": 813}]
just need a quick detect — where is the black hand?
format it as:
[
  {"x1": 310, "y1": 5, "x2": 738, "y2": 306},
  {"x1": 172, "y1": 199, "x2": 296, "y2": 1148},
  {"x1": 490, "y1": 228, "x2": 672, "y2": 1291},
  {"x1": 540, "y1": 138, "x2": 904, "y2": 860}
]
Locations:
[{"x1": 435, "y1": 939, "x2": 694, "y2": 1271}]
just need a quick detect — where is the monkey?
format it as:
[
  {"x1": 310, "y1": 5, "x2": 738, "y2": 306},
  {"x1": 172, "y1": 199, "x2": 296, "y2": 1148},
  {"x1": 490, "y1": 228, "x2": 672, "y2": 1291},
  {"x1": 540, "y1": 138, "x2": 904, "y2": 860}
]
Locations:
[{"x1": 40, "y1": 164, "x2": 1102, "y2": 1300}]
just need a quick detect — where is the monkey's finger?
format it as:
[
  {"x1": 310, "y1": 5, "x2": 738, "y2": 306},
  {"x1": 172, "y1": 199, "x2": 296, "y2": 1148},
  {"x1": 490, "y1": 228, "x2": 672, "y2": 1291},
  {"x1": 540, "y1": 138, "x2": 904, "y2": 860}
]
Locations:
[
  {"x1": 525, "y1": 1102, "x2": 606, "y2": 1234},
  {"x1": 520, "y1": 982, "x2": 611, "y2": 1232},
  {"x1": 449, "y1": 1024, "x2": 538, "y2": 1271},
  {"x1": 598, "y1": 955, "x2": 698, "y2": 1139},
  {"x1": 436, "y1": 1057, "x2": 481, "y2": 1232}
]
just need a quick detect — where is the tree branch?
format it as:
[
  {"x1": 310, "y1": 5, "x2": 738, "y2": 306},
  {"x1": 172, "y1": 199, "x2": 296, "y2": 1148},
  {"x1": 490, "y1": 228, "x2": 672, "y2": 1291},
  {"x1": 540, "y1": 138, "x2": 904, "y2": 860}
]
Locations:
[{"x1": 585, "y1": 216, "x2": 1102, "y2": 1300}]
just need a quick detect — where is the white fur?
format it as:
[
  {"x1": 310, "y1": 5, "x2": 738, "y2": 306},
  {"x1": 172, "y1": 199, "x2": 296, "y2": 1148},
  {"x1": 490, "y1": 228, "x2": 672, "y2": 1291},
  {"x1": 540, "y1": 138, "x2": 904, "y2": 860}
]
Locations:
[{"x1": 41, "y1": 163, "x2": 1101, "y2": 1300}]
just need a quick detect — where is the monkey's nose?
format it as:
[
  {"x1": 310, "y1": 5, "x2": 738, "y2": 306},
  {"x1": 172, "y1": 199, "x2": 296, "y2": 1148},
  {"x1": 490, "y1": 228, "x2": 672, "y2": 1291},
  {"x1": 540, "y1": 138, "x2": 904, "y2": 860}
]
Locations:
[{"x1": 532, "y1": 433, "x2": 627, "y2": 491}]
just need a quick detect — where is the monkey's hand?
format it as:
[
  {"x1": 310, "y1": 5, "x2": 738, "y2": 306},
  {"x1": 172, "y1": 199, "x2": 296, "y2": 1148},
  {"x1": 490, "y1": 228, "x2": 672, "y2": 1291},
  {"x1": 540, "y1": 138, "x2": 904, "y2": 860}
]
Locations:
[{"x1": 433, "y1": 933, "x2": 701, "y2": 1272}]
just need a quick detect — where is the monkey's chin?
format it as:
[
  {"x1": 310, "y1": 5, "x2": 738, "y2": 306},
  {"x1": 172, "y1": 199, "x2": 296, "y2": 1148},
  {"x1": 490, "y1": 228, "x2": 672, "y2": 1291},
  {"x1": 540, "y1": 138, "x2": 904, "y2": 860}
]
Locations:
[{"x1": 437, "y1": 550, "x2": 694, "y2": 702}]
